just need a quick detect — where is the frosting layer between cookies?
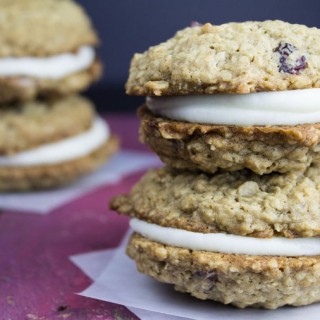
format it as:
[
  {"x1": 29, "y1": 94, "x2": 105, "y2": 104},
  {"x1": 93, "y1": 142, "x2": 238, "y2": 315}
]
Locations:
[
  {"x1": 0, "y1": 46, "x2": 95, "y2": 79},
  {"x1": 147, "y1": 88, "x2": 320, "y2": 125},
  {"x1": 0, "y1": 117, "x2": 109, "y2": 166},
  {"x1": 130, "y1": 218, "x2": 320, "y2": 256}
]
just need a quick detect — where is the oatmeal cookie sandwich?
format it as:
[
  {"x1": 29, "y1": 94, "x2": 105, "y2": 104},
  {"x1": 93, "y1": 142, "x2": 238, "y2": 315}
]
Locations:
[
  {"x1": 0, "y1": 0, "x2": 102, "y2": 103},
  {"x1": 0, "y1": 95, "x2": 118, "y2": 191},
  {"x1": 127, "y1": 20, "x2": 320, "y2": 175},
  {"x1": 112, "y1": 165, "x2": 320, "y2": 309},
  {"x1": 111, "y1": 20, "x2": 320, "y2": 309}
]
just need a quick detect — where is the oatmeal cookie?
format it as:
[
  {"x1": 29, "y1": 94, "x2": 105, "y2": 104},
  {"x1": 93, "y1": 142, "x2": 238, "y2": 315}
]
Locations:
[
  {"x1": 0, "y1": 95, "x2": 95, "y2": 155},
  {"x1": 127, "y1": 233, "x2": 320, "y2": 309},
  {"x1": 0, "y1": 0, "x2": 97, "y2": 57},
  {"x1": 111, "y1": 166, "x2": 320, "y2": 238},
  {"x1": 126, "y1": 20, "x2": 320, "y2": 96},
  {"x1": 139, "y1": 106, "x2": 320, "y2": 175}
]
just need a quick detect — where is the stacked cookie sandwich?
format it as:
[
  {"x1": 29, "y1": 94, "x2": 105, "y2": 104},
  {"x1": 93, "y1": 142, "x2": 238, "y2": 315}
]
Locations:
[
  {"x1": 111, "y1": 20, "x2": 320, "y2": 309},
  {"x1": 0, "y1": 0, "x2": 118, "y2": 191}
]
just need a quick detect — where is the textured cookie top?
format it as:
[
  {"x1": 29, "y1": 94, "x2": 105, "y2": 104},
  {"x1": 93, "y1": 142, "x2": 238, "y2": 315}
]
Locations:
[
  {"x1": 0, "y1": 0, "x2": 98, "y2": 57},
  {"x1": 111, "y1": 166, "x2": 320, "y2": 238},
  {"x1": 126, "y1": 20, "x2": 320, "y2": 95},
  {"x1": 0, "y1": 95, "x2": 95, "y2": 155}
]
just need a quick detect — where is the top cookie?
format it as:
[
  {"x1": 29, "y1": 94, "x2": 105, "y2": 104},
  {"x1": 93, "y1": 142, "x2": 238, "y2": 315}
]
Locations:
[
  {"x1": 126, "y1": 20, "x2": 320, "y2": 96},
  {"x1": 0, "y1": 0, "x2": 98, "y2": 57}
]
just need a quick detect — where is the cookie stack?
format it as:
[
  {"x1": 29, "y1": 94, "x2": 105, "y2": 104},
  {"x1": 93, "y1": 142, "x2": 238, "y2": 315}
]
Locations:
[
  {"x1": 0, "y1": 0, "x2": 118, "y2": 191},
  {"x1": 112, "y1": 20, "x2": 320, "y2": 309}
]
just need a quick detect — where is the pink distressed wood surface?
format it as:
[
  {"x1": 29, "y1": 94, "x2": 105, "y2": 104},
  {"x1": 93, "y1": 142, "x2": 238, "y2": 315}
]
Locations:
[{"x1": 0, "y1": 114, "x2": 148, "y2": 320}]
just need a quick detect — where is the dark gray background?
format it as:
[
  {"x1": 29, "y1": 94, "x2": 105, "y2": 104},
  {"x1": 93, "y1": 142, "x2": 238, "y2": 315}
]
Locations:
[{"x1": 77, "y1": 0, "x2": 320, "y2": 112}]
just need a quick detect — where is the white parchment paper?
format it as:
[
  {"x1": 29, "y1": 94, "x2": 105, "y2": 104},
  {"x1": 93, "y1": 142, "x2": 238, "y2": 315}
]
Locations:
[
  {"x1": 0, "y1": 150, "x2": 160, "y2": 214},
  {"x1": 71, "y1": 234, "x2": 186, "y2": 320},
  {"x1": 71, "y1": 231, "x2": 320, "y2": 320}
]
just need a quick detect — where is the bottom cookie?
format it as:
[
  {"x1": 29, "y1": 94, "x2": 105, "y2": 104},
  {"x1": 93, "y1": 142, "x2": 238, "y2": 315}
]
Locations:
[
  {"x1": 0, "y1": 136, "x2": 118, "y2": 191},
  {"x1": 127, "y1": 233, "x2": 320, "y2": 309}
]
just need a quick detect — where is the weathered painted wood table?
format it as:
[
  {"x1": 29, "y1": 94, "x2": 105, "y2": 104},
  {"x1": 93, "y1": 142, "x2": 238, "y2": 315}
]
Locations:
[{"x1": 0, "y1": 114, "x2": 146, "y2": 320}]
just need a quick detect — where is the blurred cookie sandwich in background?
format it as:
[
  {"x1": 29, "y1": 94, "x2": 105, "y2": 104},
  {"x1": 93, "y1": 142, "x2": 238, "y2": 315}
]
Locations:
[
  {"x1": 0, "y1": 95, "x2": 118, "y2": 191},
  {"x1": 0, "y1": 0, "x2": 102, "y2": 104}
]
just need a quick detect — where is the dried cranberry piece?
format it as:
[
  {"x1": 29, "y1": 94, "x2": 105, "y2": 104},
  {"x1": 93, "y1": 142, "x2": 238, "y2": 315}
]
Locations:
[
  {"x1": 274, "y1": 42, "x2": 307, "y2": 74},
  {"x1": 193, "y1": 270, "x2": 217, "y2": 294},
  {"x1": 194, "y1": 270, "x2": 217, "y2": 282},
  {"x1": 293, "y1": 55, "x2": 307, "y2": 73},
  {"x1": 275, "y1": 42, "x2": 297, "y2": 57}
]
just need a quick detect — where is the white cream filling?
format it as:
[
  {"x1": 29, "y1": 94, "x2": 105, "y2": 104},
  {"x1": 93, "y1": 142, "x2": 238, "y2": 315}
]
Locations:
[
  {"x1": 0, "y1": 46, "x2": 95, "y2": 79},
  {"x1": 147, "y1": 88, "x2": 320, "y2": 125},
  {"x1": 130, "y1": 218, "x2": 320, "y2": 256},
  {"x1": 0, "y1": 117, "x2": 109, "y2": 167}
]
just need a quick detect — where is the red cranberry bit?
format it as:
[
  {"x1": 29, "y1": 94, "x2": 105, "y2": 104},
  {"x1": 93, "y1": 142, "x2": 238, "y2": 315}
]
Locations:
[
  {"x1": 274, "y1": 42, "x2": 307, "y2": 74},
  {"x1": 193, "y1": 270, "x2": 217, "y2": 293},
  {"x1": 276, "y1": 42, "x2": 297, "y2": 57},
  {"x1": 194, "y1": 270, "x2": 217, "y2": 282},
  {"x1": 293, "y1": 55, "x2": 307, "y2": 73}
]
